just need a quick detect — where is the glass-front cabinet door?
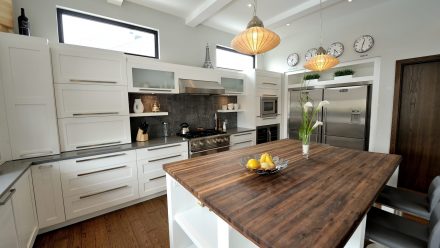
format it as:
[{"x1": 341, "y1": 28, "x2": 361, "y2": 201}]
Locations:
[
  {"x1": 219, "y1": 70, "x2": 245, "y2": 95},
  {"x1": 127, "y1": 56, "x2": 178, "y2": 94}
]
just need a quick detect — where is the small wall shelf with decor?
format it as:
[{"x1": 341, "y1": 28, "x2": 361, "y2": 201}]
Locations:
[
  {"x1": 129, "y1": 112, "x2": 168, "y2": 117},
  {"x1": 217, "y1": 109, "x2": 245, "y2": 113}
]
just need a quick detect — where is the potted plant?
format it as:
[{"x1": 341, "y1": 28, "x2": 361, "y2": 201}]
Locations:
[
  {"x1": 303, "y1": 74, "x2": 320, "y2": 83},
  {"x1": 334, "y1": 69, "x2": 355, "y2": 80}
]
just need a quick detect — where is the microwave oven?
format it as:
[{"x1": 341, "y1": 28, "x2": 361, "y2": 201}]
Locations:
[{"x1": 260, "y1": 96, "x2": 278, "y2": 117}]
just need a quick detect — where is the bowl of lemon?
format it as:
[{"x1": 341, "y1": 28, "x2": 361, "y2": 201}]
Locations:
[{"x1": 240, "y1": 152, "x2": 288, "y2": 175}]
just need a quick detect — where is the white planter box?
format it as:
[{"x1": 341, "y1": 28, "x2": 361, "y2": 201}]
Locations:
[
  {"x1": 304, "y1": 79, "x2": 319, "y2": 84},
  {"x1": 334, "y1": 75, "x2": 353, "y2": 80}
]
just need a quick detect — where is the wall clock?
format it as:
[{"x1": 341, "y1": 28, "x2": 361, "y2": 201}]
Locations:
[
  {"x1": 354, "y1": 35, "x2": 374, "y2": 53},
  {"x1": 327, "y1": 42, "x2": 344, "y2": 58},
  {"x1": 287, "y1": 53, "x2": 299, "y2": 67},
  {"x1": 305, "y1": 48, "x2": 318, "y2": 61}
]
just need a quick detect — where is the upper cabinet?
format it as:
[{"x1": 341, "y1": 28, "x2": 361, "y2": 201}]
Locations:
[
  {"x1": 51, "y1": 44, "x2": 127, "y2": 85},
  {"x1": 0, "y1": 33, "x2": 60, "y2": 159},
  {"x1": 127, "y1": 55, "x2": 179, "y2": 94},
  {"x1": 219, "y1": 70, "x2": 245, "y2": 95}
]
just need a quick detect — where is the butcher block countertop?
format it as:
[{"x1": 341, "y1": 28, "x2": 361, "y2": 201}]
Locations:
[{"x1": 163, "y1": 139, "x2": 402, "y2": 248}]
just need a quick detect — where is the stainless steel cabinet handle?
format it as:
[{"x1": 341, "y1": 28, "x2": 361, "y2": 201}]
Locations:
[
  {"x1": 76, "y1": 141, "x2": 122, "y2": 150},
  {"x1": 77, "y1": 165, "x2": 127, "y2": 177},
  {"x1": 73, "y1": 112, "x2": 119, "y2": 116},
  {"x1": 70, "y1": 79, "x2": 117, "y2": 84},
  {"x1": 268, "y1": 130, "x2": 272, "y2": 142},
  {"x1": 20, "y1": 150, "x2": 53, "y2": 158},
  {"x1": 76, "y1": 153, "x2": 126, "y2": 163},
  {"x1": 262, "y1": 117, "x2": 277, "y2": 120},
  {"x1": 262, "y1": 82, "x2": 277, "y2": 85},
  {"x1": 232, "y1": 132, "x2": 253, "y2": 137},
  {"x1": 262, "y1": 94, "x2": 277, "y2": 97},
  {"x1": 191, "y1": 145, "x2": 230, "y2": 154},
  {"x1": 79, "y1": 185, "x2": 128, "y2": 199},
  {"x1": 148, "y1": 154, "x2": 182, "y2": 163},
  {"x1": 233, "y1": 140, "x2": 253, "y2": 145},
  {"x1": 0, "y1": 189, "x2": 16, "y2": 205},
  {"x1": 38, "y1": 164, "x2": 53, "y2": 169},
  {"x1": 147, "y1": 144, "x2": 181, "y2": 151},
  {"x1": 139, "y1": 88, "x2": 173, "y2": 92},
  {"x1": 150, "y1": 175, "x2": 166, "y2": 181}
]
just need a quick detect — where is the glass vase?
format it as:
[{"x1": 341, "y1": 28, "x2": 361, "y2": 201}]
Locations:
[{"x1": 302, "y1": 134, "x2": 311, "y2": 159}]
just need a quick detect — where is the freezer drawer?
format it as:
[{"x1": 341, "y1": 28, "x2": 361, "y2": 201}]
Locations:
[{"x1": 324, "y1": 135, "x2": 365, "y2": 150}]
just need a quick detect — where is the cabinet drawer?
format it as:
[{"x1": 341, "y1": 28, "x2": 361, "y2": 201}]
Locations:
[
  {"x1": 58, "y1": 116, "x2": 131, "y2": 151},
  {"x1": 256, "y1": 76, "x2": 281, "y2": 89},
  {"x1": 138, "y1": 152, "x2": 187, "y2": 178},
  {"x1": 51, "y1": 44, "x2": 127, "y2": 85},
  {"x1": 231, "y1": 140, "x2": 254, "y2": 150},
  {"x1": 139, "y1": 176, "x2": 166, "y2": 197},
  {"x1": 230, "y1": 131, "x2": 256, "y2": 145},
  {"x1": 136, "y1": 142, "x2": 188, "y2": 160},
  {"x1": 64, "y1": 180, "x2": 138, "y2": 220},
  {"x1": 55, "y1": 84, "x2": 129, "y2": 118},
  {"x1": 60, "y1": 150, "x2": 136, "y2": 172}
]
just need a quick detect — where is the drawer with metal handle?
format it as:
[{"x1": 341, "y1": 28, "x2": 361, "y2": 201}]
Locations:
[
  {"x1": 63, "y1": 181, "x2": 139, "y2": 220},
  {"x1": 230, "y1": 131, "x2": 256, "y2": 145},
  {"x1": 59, "y1": 150, "x2": 136, "y2": 173},
  {"x1": 138, "y1": 175, "x2": 167, "y2": 198},
  {"x1": 138, "y1": 152, "x2": 187, "y2": 177},
  {"x1": 60, "y1": 161, "x2": 137, "y2": 197},
  {"x1": 136, "y1": 142, "x2": 188, "y2": 160}
]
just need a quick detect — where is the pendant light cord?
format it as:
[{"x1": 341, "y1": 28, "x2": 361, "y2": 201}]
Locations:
[
  {"x1": 319, "y1": 0, "x2": 323, "y2": 46},
  {"x1": 253, "y1": 0, "x2": 257, "y2": 16}
]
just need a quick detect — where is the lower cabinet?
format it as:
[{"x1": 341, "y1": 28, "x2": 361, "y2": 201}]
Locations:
[
  {"x1": 230, "y1": 131, "x2": 256, "y2": 150},
  {"x1": 11, "y1": 170, "x2": 38, "y2": 248},
  {"x1": 31, "y1": 162, "x2": 66, "y2": 228},
  {"x1": 0, "y1": 191, "x2": 19, "y2": 248}
]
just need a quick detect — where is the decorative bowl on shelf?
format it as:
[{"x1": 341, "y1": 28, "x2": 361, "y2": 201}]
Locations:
[{"x1": 240, "y1": 154, "x2": 288, "y2": 175}]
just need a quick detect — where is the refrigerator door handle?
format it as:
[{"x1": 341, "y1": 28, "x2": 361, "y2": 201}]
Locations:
[{"x1": 323, "y1": 108, "x2": 328, "y2": 144}]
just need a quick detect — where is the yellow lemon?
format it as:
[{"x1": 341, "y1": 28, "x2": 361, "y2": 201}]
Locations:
[
  {"x1": 266, "y1": 161, "x2": 276, "y2": 170},
  {"x1": 260, "y1": 153, "x2": 269, "y2": 163},
  {"x1": 246, "y1": 159, "x2": 260, "y2": 170}
]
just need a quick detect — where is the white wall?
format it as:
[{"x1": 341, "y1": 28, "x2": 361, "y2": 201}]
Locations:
[
  {"x1": 11, "y1": 0, "x2": 234, "y2": 67},
  {"x1": 264, "y1": 0, "x2": 440, "y2": 153}
]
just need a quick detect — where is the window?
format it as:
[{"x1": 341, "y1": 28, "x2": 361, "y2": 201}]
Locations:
[
  {"x1": 57, "y1": 8, "x2": 159, "y2": 58},
  {"x1": 216, "y1": 45, "x2": 255, "y2": 70}
]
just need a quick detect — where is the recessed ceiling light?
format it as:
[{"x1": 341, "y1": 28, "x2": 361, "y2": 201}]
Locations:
[
  {"x1": 286, "y1": 23, "x2": 291, "y2": 26},
  {"x1": 348, "y1": 0, "x2": 352, "y2": 2},
  {"x1": 248, "y1": 3, "x2": 252, "y2": 7}
]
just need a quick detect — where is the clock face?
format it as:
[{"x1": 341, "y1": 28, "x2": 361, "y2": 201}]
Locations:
[
  {"x1": 287, "y1": 53, "x2": 299, "y2": 67},
  {"x1": 305, "y1": 48, "x2": 318, "y2": 61},
  {"x1": 354, "y1": 35, "x2": 374, "y2": 53},
  {"x1": 327, "y1": 42, "x2": 344, "y2": 58}
]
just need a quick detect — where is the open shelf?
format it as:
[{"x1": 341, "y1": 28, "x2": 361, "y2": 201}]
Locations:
[
  {"x1": 217, "y1": 109, "x2": 245, "y2": 113},
  {"x1": 129, "y1": 112, "x2": 168, "y2": 117},
  {"x1": 288, "y1": 75, "x2": 374, "y2": 89},
  {"x1": 175, "y1": 206, "x2": 218, "y2": 248}
]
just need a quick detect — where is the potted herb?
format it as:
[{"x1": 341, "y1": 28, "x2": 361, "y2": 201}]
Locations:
[
  {"x1": 334, "y1": 69, "x2": 354, "y2": 80},
  {"x1": 303, "y1": 74, "x2": 320, "y2": 83}
]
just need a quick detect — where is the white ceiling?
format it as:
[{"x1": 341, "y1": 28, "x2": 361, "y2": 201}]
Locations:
[{"x1": 109, "y1": 0, "x2": 354, "y2": 37}]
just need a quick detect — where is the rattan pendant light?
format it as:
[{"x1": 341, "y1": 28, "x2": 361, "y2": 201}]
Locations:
[
  {"x1": 231, "y1": 0, "x2": 280, "y2": 55},
  {"x1": 304, "y1": 0, "x2": 339, "y2": 71}
]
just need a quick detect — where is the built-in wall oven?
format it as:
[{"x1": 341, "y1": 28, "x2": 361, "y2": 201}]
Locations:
[{"x1": 260, "y1": 96, "x2": 278, "y2": 118}]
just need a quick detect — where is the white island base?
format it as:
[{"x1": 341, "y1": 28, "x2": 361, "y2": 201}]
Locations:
[{"x1": 166, "y1": 175, "x2": 366, "y2": 248}]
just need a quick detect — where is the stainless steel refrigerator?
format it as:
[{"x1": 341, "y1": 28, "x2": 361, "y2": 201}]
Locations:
[{"x1": 288, "y1": 85, "x2": 371, "y2": 151}]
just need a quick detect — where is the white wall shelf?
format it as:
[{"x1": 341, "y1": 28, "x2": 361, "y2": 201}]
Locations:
[
  {"x1": 129, "y1": 112, "x2": 168, "y2": 117},
  {"x1": 288, "y1": 75, "x2": 374, "y2": 89},
  {"x1": 217, "y1": 109, "x2": 245, "y2": 113}
]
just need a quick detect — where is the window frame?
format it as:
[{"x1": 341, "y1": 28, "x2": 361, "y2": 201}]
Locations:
[
  {"x1": 56, "y1": 8, "x2": 159, "y2": 59},
  {"x1": 215, "y1": 45, "x2": 256, "y2": 70}
]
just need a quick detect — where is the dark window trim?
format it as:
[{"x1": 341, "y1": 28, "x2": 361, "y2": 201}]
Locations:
[
  {"x1": 56, "y1": 8, "x2": 159, "y2": 59},
  {"x1": 216, "y1": 45, "x2": 256, "y2": 70}
]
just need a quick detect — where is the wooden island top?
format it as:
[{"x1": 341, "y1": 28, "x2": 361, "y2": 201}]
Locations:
[{"x1": 163, "y1": 139, "x2": 401, "y2": 248}]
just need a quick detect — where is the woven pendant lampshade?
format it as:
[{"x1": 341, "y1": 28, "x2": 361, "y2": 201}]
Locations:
[
  {"x1": 304, "y1": 47, "x2": 339, "y2": 71},
  {"x1": 231, "y1": 1, "x2": 280, "y2": 55}
]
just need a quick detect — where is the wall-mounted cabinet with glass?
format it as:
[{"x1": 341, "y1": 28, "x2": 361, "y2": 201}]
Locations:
[{"x1": 219, "y1": 70, "x2": 245, "y2": 95}]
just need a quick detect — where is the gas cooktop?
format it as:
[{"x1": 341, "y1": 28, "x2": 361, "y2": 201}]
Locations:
[{"x1": 177, "y1": 129, "x2": 226, "y2": 139}]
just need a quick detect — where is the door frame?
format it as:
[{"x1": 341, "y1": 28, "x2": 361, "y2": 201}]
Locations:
[{"x1": 390, "y1": 54, "x2": 440, "y2": 153}]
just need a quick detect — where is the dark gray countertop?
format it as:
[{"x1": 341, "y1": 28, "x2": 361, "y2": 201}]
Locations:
[{"x1": 0, "y1": 127, "x2": 255, "y2": 199}]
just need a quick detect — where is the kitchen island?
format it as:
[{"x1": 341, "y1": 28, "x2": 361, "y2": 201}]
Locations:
[{"x1": 163, "y1": 139, "x2": 401, "y2": 248}]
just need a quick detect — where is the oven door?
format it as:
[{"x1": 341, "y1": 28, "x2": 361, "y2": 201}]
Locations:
[
  {"x1": 261, "y1": 97, "x2": 278, "y2": 117},
  {"x1": 190, "y1": 146, "x2": 230, "y2": 158}
]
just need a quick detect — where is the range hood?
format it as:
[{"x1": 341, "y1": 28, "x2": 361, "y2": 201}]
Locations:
[{"x1": 179, "y1": 79, "x2": 225, "y2": 95}]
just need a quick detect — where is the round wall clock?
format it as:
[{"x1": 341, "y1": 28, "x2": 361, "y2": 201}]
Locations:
[
  {"x1": 354, "y1": 35, "x2": 374, "y2": 53},
  {"x1": 327, "y1": 42, "x2": 344, "y2": 58},
  {"x1": 305, "y1": 48, "x2": 318, "y2": 61},
  {"x1": 287, "y1": 53, "x2": 299, "y2": 67}
]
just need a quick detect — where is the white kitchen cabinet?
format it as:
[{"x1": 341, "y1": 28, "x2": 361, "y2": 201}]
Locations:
[
  {"x1": 219, "y1": 70, "x2": 245, "y2": 95},
  {"x1": 137, "y1": 142, "x2": 188, "y2": 197},
  {"x1": 0, "y1": 64, "x2": 11, "y2": 165},
  {"x1": 54, "y1": 84, "x2": 129, "y2": 118},
  {"x1": 11, "y1": 170, "x2": 38, "y2": 248},
  {"x1": 31, "y1": 162, "x2": 66, "y2": 228},
  {"x1": 0, "y1": 33, "x2": 60, "y2": 159},
  {"x1": 127, "y1": 55, "x2": 179, "y2": 93},
  {"x1": 230, "y1": 131, "x2": 256, "y2": 150},
  {"x1": 178, "y1": 64, "x2": 221, "y2": 83},
  {"x1": 0, "y1": 190, "x2": 19, "y2": 248},
  {"x1": 256, "y1": 72, "x2": 282, "y2": 90},
  {"x1": 58, "y1": 116, "x2": 131, "y2": 151},
  {"x1": 51, "y1": 43, "x2": 127, "y2": 85}
]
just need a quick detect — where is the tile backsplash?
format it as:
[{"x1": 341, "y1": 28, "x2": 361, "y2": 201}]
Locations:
[{"x1": 129, "y1": 94, "x2": 237, "y2": 140}]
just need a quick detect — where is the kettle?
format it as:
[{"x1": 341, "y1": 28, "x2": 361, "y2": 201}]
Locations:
[{"x1": 180, "y1": 123, "x2": 190, "y2": 135}]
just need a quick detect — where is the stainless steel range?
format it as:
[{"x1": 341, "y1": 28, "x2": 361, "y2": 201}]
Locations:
[{"x1": 177, "y1": 129, "x2": 230, "y2": 158}]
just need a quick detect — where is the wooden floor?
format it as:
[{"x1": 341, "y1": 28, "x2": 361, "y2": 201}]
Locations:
[{"x1": 33, "y1": 196, "x2": 169, "y2": 248}]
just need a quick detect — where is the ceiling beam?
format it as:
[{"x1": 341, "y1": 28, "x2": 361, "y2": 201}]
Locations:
[
  {"x1": 265, "y1": 0, "x2": 344, "y2": 28},
  {"x1": 107, "y1": 0, "x2": 124, "y2": 7},
  {"x1": 186, "y1": 0, "x2": 233, "y2": 27}
]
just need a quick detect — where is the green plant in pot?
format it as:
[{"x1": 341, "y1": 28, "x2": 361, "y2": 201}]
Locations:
[
  {"x1": 334, "y1": 69, "x2": 354, "y2": 78},
  {"x1": 303, "y1": 74, "x2": 320, "y2": 81}
]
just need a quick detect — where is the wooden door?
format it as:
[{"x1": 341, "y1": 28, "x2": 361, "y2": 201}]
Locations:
[{"x1": 391, "y1": 55, "x2": 440, "y2": 192}]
